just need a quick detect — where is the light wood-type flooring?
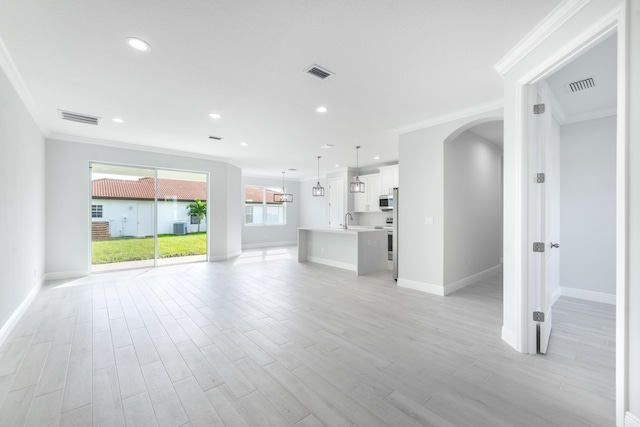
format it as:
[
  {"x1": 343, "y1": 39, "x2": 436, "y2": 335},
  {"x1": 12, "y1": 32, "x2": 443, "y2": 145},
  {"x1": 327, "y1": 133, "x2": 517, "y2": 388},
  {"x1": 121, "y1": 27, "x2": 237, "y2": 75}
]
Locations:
[{"x1": 0, "y1": 246, "x2": 615, "y2": 426}]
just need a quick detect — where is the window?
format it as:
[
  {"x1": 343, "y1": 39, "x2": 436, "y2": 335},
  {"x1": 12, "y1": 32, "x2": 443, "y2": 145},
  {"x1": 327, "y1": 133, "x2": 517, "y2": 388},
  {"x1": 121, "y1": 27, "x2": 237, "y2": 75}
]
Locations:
[
  {"x1": 92, "y1": 204, "x2": 103, "y2": 218},
  {"x1": 245, "y1": 185, "x2": 286, "y2": 225}
]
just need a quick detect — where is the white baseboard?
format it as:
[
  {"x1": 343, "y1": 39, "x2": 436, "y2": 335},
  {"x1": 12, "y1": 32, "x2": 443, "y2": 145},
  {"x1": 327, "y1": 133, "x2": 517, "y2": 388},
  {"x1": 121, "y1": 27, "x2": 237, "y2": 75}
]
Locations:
[
  {"x1": 0, "y1": 280, "x2": 43, "y2": 348},
  {"x1": 306, "y1": 256, "x2": 356, "y2": 273},
  {"x1": 551, "y1": 287, "x2": 562, "y2": 306},
  {"x1": 443, "y1": 264, "x2": 502, "y2": 295},
  {"x1": 561, "y1": 287, "x2": 616, "y2": 305},
  {"x1": 44, "y1": 270, "x2": 89, "y2": 281},
  {"x1": 397, "y1": 278, "x2": 444, "y2": 296},
  {"x1": 242, "y1": 241, "x2": 296, "y2": 249},
  {"x1": 209, "y1": 250, "x2": 242, "y2": 262},
  {"x1": 501, "y1": 326, "x2": 520, "y2": 352},
  {"x1": 626, "y1": 412, "x2": 640, "y2": 427}
]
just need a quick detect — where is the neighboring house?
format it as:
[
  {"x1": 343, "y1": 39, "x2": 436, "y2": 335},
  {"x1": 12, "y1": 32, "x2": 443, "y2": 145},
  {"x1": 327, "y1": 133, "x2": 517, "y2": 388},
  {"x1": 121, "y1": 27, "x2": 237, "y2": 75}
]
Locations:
[{"x1": 91, "y1": 177, "x2": 207, "y2": 238}]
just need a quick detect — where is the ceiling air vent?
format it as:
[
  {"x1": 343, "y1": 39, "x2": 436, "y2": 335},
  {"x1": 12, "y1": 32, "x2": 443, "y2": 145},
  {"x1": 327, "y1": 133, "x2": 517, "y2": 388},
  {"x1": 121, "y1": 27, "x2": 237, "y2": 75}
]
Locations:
[
  {"x1": 208, "y1": 136, "x2": 222, "y2": 141},
  {"x1": 59, "y1": 110, "x2": 100, "y2": 125},
  {"x1": 305, "y1": 64, "x2": 334, "y2": 80},
  {"x1": 567, "y1": 77, "x2": 595, "y2": 93}
]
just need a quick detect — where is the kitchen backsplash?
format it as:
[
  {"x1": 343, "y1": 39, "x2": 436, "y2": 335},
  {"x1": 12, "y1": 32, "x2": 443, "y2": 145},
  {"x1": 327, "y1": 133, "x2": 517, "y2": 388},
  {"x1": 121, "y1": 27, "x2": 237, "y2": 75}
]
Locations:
[{"x1": 354, "y1": 212, "x2": 390, "y2": 227}]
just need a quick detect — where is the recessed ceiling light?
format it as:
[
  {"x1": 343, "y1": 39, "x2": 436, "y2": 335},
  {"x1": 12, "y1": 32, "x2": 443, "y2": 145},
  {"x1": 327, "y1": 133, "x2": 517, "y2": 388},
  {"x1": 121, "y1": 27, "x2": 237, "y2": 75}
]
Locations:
[
  {"x1": 374, "y1": 156, "x2": 380, "y2": 160},
  {"x1": 316, "y1": 106, "x2": 327, "y2": 113},
  {"x1": 320, "y1": 144, "x2": 334, "y2": 149},
  {"x1": 126, "y1": 37, "x2": 151, "y2": 52},
  {"x1": 335, "y1": 164, "x2": 340, "y2": 168},
  {"x1": 209, "y1": 113, "x2": 221, "y2": 119},
  {"x1": 240, "y1": 142, "x2": 248, "y2": 146},
  {"x1": 113, "y1": 118, "x2": 124, "y2": 123}
]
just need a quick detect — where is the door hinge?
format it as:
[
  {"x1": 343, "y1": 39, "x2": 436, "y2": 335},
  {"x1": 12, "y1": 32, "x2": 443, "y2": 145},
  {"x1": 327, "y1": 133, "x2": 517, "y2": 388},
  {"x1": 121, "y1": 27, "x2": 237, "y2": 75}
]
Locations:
[
  {"x1": 533, "y1": 242, "x2": 545, "y2": 252},
  {"x1": 533, "y1": 311, "x2": 545, "y2": 322},
  {"x1": 533, "y1": 103, "x2": 546, "y2": 114},
  {"x1": 536, "y1": 173, "x2": 545, "y2": 183}
]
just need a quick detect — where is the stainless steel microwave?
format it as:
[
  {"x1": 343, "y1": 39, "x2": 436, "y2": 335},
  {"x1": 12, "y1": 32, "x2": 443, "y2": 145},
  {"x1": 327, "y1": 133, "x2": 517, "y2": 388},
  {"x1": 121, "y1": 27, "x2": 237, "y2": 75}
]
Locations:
[{"x1": 379, "y1": 194, "x2": 393, "y2": 211}]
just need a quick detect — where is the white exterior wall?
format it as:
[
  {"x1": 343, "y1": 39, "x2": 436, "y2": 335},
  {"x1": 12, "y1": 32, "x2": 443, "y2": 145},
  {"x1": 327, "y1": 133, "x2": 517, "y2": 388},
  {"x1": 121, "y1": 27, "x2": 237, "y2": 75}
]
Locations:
[{"x1": 92, "y1": 199, "x2": 207, "y2": 237}]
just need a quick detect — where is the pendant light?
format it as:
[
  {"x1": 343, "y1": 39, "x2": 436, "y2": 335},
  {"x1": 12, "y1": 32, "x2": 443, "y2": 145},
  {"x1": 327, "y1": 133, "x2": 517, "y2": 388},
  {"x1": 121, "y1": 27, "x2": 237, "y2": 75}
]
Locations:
[
  {"x1": 312, "y1": 156, "x2": 325, "y2": 197},
  {"x1": 349, "y1": 146, "x2": 365, "y2": 193},
  {"x1": 273, "y1": 171, "x2": 293, "y2": 203}
]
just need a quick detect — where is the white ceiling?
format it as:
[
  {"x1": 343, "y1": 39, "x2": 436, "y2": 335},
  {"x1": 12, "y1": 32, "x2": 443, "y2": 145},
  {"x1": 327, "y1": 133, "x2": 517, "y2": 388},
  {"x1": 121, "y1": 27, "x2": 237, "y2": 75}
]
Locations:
[
  {"x1": 546, "y1": 34, "x2": 617, "y2": 121},
  {"x1": 0, "y1": 0, "x2": 561, "y2": 179}
]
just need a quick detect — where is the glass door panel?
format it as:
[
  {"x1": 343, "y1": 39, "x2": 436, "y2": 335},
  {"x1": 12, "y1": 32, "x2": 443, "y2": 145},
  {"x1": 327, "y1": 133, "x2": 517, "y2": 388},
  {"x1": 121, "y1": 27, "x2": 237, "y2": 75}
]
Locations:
[
  {"x1": 156, "y1": 169, "x2": 208, "y2": 266},
  {"x1": 91, "y1": 163, "x2": 156, "y2": 272}
]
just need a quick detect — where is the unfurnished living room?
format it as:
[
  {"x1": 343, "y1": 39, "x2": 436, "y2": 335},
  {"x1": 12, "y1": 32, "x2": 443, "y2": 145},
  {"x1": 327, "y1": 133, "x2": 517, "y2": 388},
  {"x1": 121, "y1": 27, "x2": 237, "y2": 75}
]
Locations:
[{"x1": 1, "y1": 1, "x2": 639, "y2": 427}]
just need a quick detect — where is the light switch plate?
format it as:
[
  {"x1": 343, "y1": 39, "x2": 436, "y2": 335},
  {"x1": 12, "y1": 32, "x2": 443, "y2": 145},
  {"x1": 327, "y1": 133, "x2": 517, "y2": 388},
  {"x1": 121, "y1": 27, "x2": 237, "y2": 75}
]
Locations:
[{"x1": 425, "y1": 217, "x2": 434, "y2": 225}]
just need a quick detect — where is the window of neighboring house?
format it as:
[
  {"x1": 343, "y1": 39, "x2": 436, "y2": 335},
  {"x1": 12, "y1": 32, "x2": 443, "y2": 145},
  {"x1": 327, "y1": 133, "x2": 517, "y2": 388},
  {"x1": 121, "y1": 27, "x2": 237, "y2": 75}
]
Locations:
[
  {"x1": 245, "y1": 185, "x2": 286, "y2": 225},
  {"x1": 92, "y1": 204, "x2": 103, "y2": 218}
]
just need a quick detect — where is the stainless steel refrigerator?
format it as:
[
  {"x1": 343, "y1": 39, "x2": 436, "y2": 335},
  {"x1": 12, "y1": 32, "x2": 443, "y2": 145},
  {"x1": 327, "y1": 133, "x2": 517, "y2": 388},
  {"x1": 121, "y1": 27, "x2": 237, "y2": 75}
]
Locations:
[{"x1": 392, "y1": 187, "x2": 398, "y2": 280}]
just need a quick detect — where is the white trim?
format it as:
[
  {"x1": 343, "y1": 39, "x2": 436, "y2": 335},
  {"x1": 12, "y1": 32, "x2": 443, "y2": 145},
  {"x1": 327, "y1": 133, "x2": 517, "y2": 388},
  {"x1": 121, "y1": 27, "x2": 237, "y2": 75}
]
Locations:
[
  {"x1": 306, "y1": 256, "x2": 356, "y2": 273},
  {"x1": 626, "y1": 412, "x2": 640, "y2": 427},
  {"x1": 44, "y1": 270, "x2": 89, "y2": 281},
  {"x1": 242, "y1": 241, "x2": 296, "y2": 249},
  {"x1": 209, "y1": 251, "x2": 242, "y2": 262},
  {"x1": 0, "y1": 36, "x2": 48, "y2": 135},
  {"x1": 394, "y1": 99, "x2": 503, "y2": 135},
  {"x1": 443, "y1": 265, "x2": 502, "y2": 296},
  {"x1": 0, "y1": 281, "x2": 43, "y2": 348},
  {"x1": 551, "y1": 286, "x2": 562, "y2": 306},
  {"x1": 48, "y1": 134, "x2": 242, "y2": 169},
  {"x1": 560, "y1": 287, "x2": 615, "y2": 305},
  {"x1": 494, "y1": 0, "x2": 591, "y2": 75},
  {"x1": 561, "y1": 106, "x2": 617, "y2": 125},
  {"x1": 397, "y1": 278, "x2": 444, "y2": 296},
  {"x1": 501, "y1": 326, "x2": 519, "y2": 350}
]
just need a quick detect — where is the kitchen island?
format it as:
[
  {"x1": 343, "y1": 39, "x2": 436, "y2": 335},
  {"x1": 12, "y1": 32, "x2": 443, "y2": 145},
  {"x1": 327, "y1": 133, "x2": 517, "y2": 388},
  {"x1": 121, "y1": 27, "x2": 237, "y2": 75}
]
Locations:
[{"x1": 298, "y1": 227, "x2": 388, "y2": 275}]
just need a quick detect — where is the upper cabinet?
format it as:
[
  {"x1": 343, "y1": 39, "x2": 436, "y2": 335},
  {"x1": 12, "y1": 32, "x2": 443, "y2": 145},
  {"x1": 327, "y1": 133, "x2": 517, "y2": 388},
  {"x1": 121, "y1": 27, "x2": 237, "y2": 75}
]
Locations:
[
  {"x1": 353, "y1": 173, "x2": 381, "y2": 213},
  {"x1": 378, "y1": 165, "x2": 399, "y2": 196}
]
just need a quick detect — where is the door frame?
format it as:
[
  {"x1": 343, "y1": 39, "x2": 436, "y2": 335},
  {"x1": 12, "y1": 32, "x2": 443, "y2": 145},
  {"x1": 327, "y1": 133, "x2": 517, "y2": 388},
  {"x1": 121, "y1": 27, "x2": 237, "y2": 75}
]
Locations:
[{"x1": 514, "y1": 5, "x2": 627, "y2": 424}]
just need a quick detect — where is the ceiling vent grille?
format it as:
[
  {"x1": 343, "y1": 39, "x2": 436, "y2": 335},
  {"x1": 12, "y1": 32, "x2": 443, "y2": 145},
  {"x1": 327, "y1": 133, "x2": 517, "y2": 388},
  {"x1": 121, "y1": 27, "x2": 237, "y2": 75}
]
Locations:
[
  {"x1": 567, "y1": 77, "x2": 595, "y2": 93},
  {"x1": 59, "y1": 110, "x2": 100, "y2": 125},
  {"x1": 305, "y1": 64, "x2": 334, "y2": 80},
  {"x1": 208, "y1": 135, "x2": 222, "y2": 141}
]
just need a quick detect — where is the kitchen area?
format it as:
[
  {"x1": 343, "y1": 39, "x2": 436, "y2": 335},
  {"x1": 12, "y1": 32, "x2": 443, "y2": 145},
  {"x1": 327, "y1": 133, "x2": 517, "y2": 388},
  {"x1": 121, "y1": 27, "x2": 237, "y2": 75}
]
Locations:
[{"x1": 297, "y1": 164, "x2": 398, "y2": 278}]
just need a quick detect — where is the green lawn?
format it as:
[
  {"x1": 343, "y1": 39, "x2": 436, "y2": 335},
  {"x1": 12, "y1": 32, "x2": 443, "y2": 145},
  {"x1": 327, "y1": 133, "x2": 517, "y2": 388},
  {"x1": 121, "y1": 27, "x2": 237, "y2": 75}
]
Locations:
[{"x1": 92, "y1": 232, "x2": 206, "y2": 264}]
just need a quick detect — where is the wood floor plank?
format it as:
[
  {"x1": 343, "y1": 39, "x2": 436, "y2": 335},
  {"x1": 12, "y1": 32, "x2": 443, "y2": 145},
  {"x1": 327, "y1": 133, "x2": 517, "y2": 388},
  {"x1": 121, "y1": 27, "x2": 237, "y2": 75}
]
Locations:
[{"x1": 0, "y1": 248, "x2": 615, "y2": 427}]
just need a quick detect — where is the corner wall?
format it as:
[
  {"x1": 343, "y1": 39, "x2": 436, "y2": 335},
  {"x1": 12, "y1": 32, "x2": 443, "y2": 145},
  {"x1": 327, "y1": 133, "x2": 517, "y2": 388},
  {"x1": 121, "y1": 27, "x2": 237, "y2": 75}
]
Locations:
[
  {"x1": 397, "y1": 108, "x2": 502, "y2": 294},
  {"x1": 45, "y1": 139, "x2": 242, "y2": 277},
  {"x1": 444, "y1": 130, "x2": 502, "y2": 289},
  {"x1": 0, "y1": 64, "x2": 45, "y2": 338}
]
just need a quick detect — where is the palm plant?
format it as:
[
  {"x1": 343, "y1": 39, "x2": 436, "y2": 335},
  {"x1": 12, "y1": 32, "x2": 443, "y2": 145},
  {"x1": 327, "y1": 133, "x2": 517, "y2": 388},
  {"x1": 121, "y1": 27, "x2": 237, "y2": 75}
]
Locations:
[{"x1": 186, "y1": 199, "x2": 207, "y2": 232}]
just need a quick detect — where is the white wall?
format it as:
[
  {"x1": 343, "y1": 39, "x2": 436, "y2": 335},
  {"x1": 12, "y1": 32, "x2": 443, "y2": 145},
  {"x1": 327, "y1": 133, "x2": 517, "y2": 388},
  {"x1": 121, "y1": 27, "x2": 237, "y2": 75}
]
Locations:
[
  {"x1": 397, "y1": 108, "x2": 502, "y2": 294},
  {"x1": 92, "y1": 199, "x2": 207, "y2": 237},
  {"x1": 628, "y1": 0, "x2": 640, "y2": 419},
  {"x1": 45, "y1": 139, "x2": 241, "y2": 277},
  {"x1": 0, "y1": 64, "x2": 45, "y2": 337},
  {"x1": 560, "y1": 116, "x2": 616, "y2": 297},
  {"x1": 444, "y1": 130, "x2": 502, "y2": 286},
  {"x1": 241, "y1": 175, "x2": 299, "y2": 248},
  {"x1": 299, "y1": 177, "x2": 328, "y2": 228}
]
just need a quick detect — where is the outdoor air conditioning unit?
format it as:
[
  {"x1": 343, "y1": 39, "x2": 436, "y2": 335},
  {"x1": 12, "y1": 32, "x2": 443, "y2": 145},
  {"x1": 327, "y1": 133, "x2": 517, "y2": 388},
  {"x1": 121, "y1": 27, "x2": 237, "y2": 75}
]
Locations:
[{"x1": 173, "y1": 222, "x2": 187, "y2": 235}]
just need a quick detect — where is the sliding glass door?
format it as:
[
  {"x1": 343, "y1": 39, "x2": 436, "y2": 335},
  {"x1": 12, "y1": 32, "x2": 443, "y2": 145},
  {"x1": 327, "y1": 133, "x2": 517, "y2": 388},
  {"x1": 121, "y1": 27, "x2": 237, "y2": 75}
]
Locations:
[{"x1": 90, "y1": 162, "x2": 208, "y2": 272}]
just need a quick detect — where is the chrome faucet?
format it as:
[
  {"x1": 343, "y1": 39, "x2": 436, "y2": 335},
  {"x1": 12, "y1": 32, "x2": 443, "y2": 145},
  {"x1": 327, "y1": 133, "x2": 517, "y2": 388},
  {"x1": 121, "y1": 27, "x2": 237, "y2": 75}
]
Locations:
[{"x1": 343, "y1": 212, "x2": 353, "y2": 230}]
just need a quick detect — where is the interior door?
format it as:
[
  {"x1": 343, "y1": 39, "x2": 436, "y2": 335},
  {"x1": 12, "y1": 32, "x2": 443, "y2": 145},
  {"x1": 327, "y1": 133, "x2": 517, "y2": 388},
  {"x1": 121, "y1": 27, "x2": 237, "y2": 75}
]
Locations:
[{"x1": 530, "y1": 82, "x2": 560, "y2": 354}]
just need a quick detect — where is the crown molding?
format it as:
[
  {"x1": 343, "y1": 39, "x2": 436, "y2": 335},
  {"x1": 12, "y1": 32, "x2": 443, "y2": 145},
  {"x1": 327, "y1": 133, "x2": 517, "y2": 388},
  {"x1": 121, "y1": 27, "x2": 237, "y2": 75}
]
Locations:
[
  {"x1": 395, "y1": 99, "x2": 503, "y2": 135},
  {"x1": 47, "y1": 133, "x2": 242, "y2": 169},
  {"x1": 0, "y1": 35, "x2": 48, "y2": 135},
  {"x1": 494, "y1": 0, "x2": 591, "y2": 76}
]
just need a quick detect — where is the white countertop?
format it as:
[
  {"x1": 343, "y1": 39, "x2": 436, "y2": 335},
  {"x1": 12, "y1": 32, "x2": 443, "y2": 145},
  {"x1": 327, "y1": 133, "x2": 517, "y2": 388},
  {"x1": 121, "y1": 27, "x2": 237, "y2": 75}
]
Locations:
[{"x1": 298, "y1": 227, "x2": 388, "y2": 235}]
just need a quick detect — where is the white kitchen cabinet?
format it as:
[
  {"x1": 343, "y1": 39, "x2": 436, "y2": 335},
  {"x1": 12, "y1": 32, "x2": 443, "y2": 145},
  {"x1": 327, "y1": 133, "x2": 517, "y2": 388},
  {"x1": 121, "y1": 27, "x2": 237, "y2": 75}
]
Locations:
[
  {"x1": 378, "y1": 165, "x2": 399, "y2": 195},
  {"x1": 353, "y1": 173, "x2": 381, "y2": 212}
]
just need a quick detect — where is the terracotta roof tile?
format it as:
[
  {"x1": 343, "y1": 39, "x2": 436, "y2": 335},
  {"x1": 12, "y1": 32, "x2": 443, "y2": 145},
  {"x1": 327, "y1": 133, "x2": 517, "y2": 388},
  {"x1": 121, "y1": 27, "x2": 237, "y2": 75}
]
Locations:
[{"x1": 92, "y1": 177, "x2": 207, "y2": 201}]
